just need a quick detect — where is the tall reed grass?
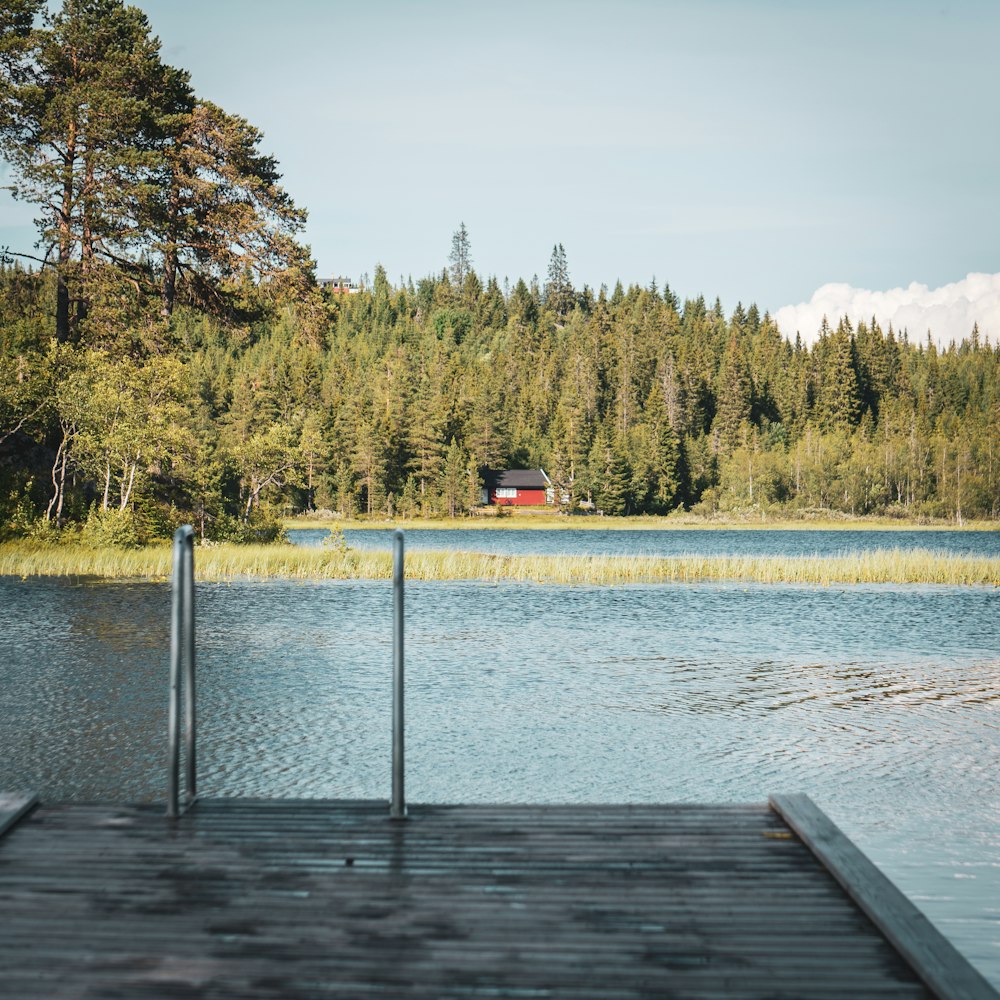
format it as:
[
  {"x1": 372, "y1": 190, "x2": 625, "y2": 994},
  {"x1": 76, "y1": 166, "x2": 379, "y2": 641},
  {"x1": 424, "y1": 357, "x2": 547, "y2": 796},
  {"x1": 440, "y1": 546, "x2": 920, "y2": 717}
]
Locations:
[{"x1": 1, "y1": 541, "x2": 997, "y2": 586}]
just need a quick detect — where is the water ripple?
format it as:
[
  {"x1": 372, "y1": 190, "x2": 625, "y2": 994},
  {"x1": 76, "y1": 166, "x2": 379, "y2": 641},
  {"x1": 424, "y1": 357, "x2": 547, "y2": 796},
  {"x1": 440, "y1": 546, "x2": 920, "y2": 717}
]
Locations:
[{"x1": 1, "y1": 575, "x2": 998, "y2": 986}]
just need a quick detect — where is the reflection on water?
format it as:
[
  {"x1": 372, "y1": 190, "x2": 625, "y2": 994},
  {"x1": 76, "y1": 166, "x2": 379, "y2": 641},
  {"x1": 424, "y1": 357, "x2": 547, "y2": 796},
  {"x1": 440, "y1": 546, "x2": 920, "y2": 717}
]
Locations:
[{"x1": 1, "y1": 575, "x2": 998, "y2": 985}]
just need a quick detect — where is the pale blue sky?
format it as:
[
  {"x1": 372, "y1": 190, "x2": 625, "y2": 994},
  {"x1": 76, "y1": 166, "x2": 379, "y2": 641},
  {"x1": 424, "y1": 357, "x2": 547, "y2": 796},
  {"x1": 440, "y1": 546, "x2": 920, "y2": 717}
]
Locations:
[{"x1": 3, "y1": 0, "x2": 998, "y2": 320}]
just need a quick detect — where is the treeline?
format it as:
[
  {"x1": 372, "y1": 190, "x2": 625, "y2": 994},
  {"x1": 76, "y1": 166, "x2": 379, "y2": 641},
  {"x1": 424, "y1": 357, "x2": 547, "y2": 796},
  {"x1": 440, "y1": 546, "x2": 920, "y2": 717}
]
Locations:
[
  {"x1": 1, "y1": 1, "x2": 997, "y2": 544},
  {"x1": 2, "y1": 257, "x2": 998, "y2": 543}
]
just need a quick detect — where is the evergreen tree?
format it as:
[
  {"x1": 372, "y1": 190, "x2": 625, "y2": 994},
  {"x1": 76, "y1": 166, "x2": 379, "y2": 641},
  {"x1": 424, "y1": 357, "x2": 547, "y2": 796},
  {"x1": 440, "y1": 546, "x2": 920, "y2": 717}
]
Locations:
[
  {"x1": 0, "y1": 0, "x2": 309, "y2": 337},
  {"x1": 588, "y1": 425, "x2": 632, "y2": 515},
  {"x1": 602, "y1": 443, "x2": 632, "y2": 515},
  {"x1": 406, "y1": 351, "x2": 450, "y2": 513},
  {"x1": 465, "y1": 370, "x2": 509, "y2": 472},
  {"x1": 544, "y1": 243, "x2": 573, "y2": 318},
  {"x1": 818, "y1": 317, "x2": 862, "y2": 429},
  {"x1": 448, "y1": 222, "x2": 472, "y2": 289},
  {"x1": 352, "y1": 408, "x2": 388, "y2": 516},
  {"x1": 153, "y1": 97, "x2": 308, "y2": 318},
  {"x1": 713, "y1": 333, "x2": 752, "y2": 452},
  {"x1": 399, "y1": 474, "x2": 419, "y2": 518},
  {"x1": 440, "y1": 437, "x2": 468, "y2": 517},
  {"x1": 644, "y1": 384, "x2": 682, "y2": 512},
  {"x1": 508, "y1": 278, "x2": 538, "y2": 330},
  {"x1": 478, "y1": 276, "x2": 507, "y2": 329},
  {"x1": 0, "y1": 0, "x2": 180, "y2": 341},
  {"x1": 333, "y1": 461, "x2": 356, "y2": 519}
]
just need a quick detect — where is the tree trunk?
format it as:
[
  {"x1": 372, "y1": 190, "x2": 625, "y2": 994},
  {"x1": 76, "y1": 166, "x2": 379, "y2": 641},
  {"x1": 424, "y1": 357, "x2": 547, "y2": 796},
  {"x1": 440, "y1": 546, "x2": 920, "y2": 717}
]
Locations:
[
  {"x1": 56, "y1": 274, "x2": 71, "y2": 345},
  {"x1": 56, "y1": 122, "x2": 77, "y2": 343},
  {"x1": 120, "y1": 456, "x2": 139, "y2": 509},
  {"x1": 46, "y1": 427, "x2": 71, "y2": 524},
  {"x1": 102, "y1": 460, "x2": 111, "y2": 510},
  {"x1": 161, "y1": 159, "x2": 181, "y2": 317},
  {"x1": 161, "y1": 248, "x2": 177, "y2": 318},
  {"x1": 78, "y1": 153, "x2": 94, "y2": 328}
]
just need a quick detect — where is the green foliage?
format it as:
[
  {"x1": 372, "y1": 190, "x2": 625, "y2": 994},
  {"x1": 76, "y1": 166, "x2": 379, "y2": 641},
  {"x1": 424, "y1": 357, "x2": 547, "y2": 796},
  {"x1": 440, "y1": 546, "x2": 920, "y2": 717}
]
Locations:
[
  {"x1": 0, "y1": 0, "x2": 310, "y2": 344},
  {"x1": 1, "y1": 256, "x2": 997, "y2": 532},
  {"x1": 81, "y1": 506, "x2": 146, "y2": 549},
  {"x1": 321, "y1": 526, "x2": 348, "y2": 553},
  {"x1": 1, "y1": 479, "x2": 60, "y2": 542},
  {"x1": 0, "y1": 2, "x2": 996, "y2": 533},
  {"x1": 209, "y1": 510, "x2": 286, "y2": 545},
  {"x1": 431, "y1": 308, "x2": 473, "y2": 344},
  {"x1": 545, "y1": 243, "x2": 573, "y2": 319},
  {"x1": 448, "y1": 223, "x2": 473, "y2": 289}
]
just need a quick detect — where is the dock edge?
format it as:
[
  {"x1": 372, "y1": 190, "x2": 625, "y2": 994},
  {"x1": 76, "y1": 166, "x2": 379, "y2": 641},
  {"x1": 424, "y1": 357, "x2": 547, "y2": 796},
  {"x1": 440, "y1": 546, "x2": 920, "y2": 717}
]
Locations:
[
  {"x1": 770, "y1": 793, "x2": 998, "y2": 1000},
  {"x1": 0, "y1": 793, "x2": 38, "y2": 840}
]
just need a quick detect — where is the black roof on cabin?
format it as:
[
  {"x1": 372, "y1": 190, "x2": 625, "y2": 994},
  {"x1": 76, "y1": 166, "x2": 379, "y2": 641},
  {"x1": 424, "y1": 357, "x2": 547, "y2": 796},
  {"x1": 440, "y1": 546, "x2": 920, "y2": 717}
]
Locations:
[{"x1": 483, "y1": 469, "x2": 551, "y2": 490}]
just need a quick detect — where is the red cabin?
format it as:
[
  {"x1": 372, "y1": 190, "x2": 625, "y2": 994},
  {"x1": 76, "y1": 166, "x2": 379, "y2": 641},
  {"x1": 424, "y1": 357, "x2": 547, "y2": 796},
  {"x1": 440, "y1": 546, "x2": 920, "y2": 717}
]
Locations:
[{"x1": 482, "y1": 469, "x2": 552, "y2": 506}]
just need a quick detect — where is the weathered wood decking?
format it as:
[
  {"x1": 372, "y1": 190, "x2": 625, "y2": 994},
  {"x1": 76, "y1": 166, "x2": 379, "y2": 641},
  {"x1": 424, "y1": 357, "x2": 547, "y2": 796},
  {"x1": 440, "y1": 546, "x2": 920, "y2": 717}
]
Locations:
[{"x1": 0, "y1": 795, "x2": 995, "y2": 999}]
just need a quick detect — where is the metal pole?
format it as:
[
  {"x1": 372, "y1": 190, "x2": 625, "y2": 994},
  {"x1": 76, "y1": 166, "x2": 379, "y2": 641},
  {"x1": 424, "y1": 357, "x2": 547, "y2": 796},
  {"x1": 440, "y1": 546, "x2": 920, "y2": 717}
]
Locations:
[
  {"x1": 182, "y1": 529, "x2": 196, "y2": 807},
  {"x1": 166, "y1": 527, "x2": 184, "y2": 818},
  {"x1": 390, "y1": 530, "x2": 406, "y2": 819}
]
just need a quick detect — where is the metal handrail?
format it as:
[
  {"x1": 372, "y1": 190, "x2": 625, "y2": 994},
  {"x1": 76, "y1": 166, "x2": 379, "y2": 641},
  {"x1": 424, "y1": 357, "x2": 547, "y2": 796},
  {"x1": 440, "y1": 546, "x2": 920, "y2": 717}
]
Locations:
[
  {"x1": 165, "y1": 524, "x2": 404, "y2": 820},
  {"x1": 390, "y1": 530, "x2": 406, "y2": 819},
  {"x1": 167, "y1": 525, "x2": 196, "y2": 818}
]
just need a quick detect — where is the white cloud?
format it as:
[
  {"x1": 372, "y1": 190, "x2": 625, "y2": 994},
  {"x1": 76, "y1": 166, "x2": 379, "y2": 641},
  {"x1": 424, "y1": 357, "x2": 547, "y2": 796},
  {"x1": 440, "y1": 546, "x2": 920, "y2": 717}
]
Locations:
[{"x1": 773, "y1": 273, "x2": 1000, "y2": 347}]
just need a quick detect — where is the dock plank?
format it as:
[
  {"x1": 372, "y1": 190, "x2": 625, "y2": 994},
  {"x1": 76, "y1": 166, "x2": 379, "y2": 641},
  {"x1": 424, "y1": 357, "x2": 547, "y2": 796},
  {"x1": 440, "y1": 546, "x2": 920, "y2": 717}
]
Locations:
[
  {"x1": 0, "y1": 791, "x2": 37, "y2": 838},
  {"x1": 771, "y1": 793, "x2": 997, "y2": 1000},
  {"x1": 0, "y1": 797, "x2": 976, "y2": 998}
]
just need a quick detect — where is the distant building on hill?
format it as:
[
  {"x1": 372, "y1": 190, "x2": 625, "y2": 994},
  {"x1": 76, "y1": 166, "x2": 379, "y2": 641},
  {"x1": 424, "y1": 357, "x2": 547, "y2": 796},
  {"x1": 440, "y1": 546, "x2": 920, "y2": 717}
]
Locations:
[
  {"x1": 318, "y1": 276, "x2": 360, "y2": 294},
  {"x1": 481, "y1": 469, "x2": 553, "y2": 506}
]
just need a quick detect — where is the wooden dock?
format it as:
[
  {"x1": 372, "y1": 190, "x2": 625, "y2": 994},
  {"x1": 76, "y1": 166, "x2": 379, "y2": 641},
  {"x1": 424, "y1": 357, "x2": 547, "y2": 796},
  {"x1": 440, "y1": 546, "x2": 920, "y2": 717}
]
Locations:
[{"x1": 0, "y1": 794, "x2": 995, "y2": 999}]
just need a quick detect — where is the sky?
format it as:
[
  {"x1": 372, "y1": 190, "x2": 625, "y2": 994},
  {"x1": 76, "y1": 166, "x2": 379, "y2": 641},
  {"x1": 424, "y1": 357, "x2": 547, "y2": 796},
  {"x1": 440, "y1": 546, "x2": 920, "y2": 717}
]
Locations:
[{"x1": 2, "y1": 0, "x2": 999, "y2": 344}]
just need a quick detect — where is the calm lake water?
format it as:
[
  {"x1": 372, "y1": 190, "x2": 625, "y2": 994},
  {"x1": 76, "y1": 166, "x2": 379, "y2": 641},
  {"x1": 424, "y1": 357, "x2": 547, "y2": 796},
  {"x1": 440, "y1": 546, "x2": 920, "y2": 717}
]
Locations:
[
  {"x1": 1, "y1": 534, "x2": 998, "y2": 985},
  {"x1": 290, "y1": 525, "x2": 1000, "y2": 558}
]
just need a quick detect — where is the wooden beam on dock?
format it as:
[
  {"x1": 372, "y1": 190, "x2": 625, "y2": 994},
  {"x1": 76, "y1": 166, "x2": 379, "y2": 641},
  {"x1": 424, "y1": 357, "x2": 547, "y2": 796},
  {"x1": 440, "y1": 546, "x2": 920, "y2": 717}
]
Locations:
[
  {"x1": 0, "y1": 792, "x2": 37, "y2": 838},
  {"x1": 770, "y1": 793, "x2": 997, "y2": 1000}
]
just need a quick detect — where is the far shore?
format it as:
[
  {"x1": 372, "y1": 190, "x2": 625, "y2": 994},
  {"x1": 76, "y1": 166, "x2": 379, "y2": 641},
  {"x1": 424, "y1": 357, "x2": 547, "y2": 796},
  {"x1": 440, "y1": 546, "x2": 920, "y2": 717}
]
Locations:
[{"x1": 285, "y1": 511, "x2": 1000, "y2": 532}]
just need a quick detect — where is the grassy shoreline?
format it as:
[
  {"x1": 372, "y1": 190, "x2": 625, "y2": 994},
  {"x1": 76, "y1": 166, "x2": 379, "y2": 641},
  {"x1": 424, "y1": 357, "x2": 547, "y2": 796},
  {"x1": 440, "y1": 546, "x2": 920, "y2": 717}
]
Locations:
[
  {"x1": 285, "y1": 513, "x2": 1000, "y2": 532},
  {"x1": 2, "y1": 541, "x2": 997, "y2": 586}
]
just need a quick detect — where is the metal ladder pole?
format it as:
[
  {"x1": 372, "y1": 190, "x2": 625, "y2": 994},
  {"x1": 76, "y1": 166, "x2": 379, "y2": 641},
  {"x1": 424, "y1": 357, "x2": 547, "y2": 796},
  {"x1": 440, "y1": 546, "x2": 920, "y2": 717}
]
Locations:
[
  {"x1": 167, "y1": 525, "x2": 196, "y2": 818},
  {"x1": 390, "y1": 530, "x2": 406, "y2": 819}
]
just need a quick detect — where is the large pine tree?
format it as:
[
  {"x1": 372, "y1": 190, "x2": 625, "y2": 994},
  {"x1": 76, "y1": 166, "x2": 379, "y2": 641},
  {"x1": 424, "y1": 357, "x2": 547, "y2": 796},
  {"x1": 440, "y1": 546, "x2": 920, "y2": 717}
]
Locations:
[
  {"x1": 0, "y1": 0, "x2": 177, "y2": 341},
  {"x1": 0, "y1": 0, "x2": 309, "y2": 338}
]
